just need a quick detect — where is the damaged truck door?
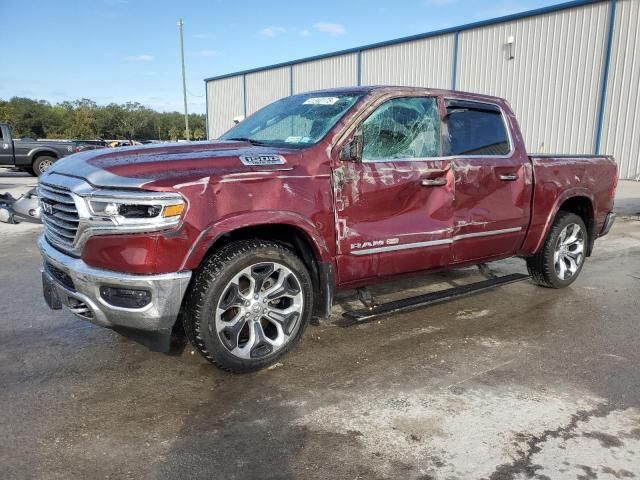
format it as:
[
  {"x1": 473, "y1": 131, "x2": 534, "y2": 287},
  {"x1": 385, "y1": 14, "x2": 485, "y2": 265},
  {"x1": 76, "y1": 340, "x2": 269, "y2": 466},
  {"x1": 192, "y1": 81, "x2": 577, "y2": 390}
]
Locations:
[
  {"x1": 333, "y1": 96, "x2": 454, "y2": 285},
  {"x1": 445, "y1": 99, "x2": 532, "y2": 263}
]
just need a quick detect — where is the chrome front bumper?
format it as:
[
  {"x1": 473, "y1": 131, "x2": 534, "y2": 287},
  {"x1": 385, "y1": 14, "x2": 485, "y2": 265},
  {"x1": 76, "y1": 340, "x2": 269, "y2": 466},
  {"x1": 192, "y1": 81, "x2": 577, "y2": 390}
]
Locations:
[{"x1": 38, "y1": 235, "x2": 192, "y2": 332}]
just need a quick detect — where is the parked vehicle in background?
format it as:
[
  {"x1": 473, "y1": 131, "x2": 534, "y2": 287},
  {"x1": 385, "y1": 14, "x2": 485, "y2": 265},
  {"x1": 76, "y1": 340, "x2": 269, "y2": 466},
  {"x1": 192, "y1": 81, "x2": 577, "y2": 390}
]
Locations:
[
  {"x1": 38, "y1": 86, "x2": 618, "y2": 373},
  {"x1": 0, "y1": 123, "x2": 78, "y2": 176},
  {"x1": 0, "y1": 188, "x2": 40, "y2": 224},
  {"x1": 75, "y1": 144, "x2": 106, "y2": 153},
  {"x1": 108, "y1": 140, "x2": 139, "y2": 148},
  {"x1": 10, "y1": 188, "x2": 41, "y2": 223},
  {"x1": 74, "y1": 140, "x2": 107, "y2": 152}
]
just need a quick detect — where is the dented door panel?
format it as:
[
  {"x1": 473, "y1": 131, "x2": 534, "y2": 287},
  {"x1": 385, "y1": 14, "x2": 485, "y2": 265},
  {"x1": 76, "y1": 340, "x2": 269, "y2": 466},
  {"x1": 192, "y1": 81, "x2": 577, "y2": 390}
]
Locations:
[
  {"x1": 450, "y1": 157, "x2": 532, "y2": 263},
  {"x1": 333, "y1": 159, "x2": 454, "y2": 285},
  {"x1": 444, "y1": 98, "x2": 532, "y2": 263}
]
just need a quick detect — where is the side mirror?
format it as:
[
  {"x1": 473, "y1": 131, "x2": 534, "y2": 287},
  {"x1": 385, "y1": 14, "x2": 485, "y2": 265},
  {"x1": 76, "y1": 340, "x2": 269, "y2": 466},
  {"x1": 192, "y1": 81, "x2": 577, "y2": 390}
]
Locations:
[{"x1": 339, "y1": 129, "x2": 363, "y2": 162}]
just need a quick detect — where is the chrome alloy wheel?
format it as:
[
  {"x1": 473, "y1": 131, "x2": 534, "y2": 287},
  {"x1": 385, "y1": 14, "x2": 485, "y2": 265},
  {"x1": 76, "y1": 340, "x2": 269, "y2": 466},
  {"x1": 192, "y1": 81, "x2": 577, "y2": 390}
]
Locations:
[
  {"x1": 554, "y1": 223, "x2": 585, "y2": 280},
  {"x1": 39, "y1": 158, "x2": 54, "y2": 172},
  {"x1": 214, "y1": 262, "x2": 304, "y2": 360}
]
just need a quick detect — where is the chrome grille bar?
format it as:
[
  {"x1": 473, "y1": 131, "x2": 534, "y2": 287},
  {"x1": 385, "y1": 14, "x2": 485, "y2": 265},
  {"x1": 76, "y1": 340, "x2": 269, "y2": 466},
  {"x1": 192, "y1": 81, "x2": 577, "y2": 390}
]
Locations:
[
  {"x1": 39, "y1": 181, "x2": 80, "y2": 252},
  {"x1": 42, "y1": 216, "x2": 76, "y2": 240}
]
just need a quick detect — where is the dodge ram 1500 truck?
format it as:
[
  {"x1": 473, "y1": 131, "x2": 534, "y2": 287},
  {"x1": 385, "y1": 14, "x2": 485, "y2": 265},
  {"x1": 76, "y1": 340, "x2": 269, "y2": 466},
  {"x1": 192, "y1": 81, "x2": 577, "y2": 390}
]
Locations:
[
  {"x1": 38, "y1": 86, "x2": 618, "y2": 372},
  {"x1": 0, "y1": 123, "x2": 79, "y2": 176}
]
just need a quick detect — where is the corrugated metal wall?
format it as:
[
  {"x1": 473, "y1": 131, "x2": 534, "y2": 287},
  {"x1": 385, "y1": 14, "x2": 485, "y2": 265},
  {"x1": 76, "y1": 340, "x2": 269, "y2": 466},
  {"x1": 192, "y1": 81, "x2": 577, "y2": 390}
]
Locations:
[
  {"x1": 457, "y1": 1, "x2": 609, "y2": 154},
  {"x1": 291, "y1": 54, "x2": 358, "y2": 94},
  {"x1": 205, "y1": 0, "x2": 639, "y2": 179},
  {"x1": 601, "y1": 0, "x2": 640, "y2": 180},
  {"x1": 361, "y1": 35, "x2": 455, "y2": 88},
  {"x1": 245, "y1": 67, "x2": 290, "y2": 115},
  {"x1": 206, "y1": 76, "x2": 243, "y2": 139}
]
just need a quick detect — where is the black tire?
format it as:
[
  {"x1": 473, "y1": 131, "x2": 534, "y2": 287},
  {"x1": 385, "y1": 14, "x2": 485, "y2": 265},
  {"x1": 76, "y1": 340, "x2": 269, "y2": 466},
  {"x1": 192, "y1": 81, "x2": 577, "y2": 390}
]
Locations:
[
  {"x1": 182, "y1": 240, "x2": 313, "y2": 373},
  {"x1": 32, "y1": 156, "x2": 56, "y2": 176},
  {"x1": 526, "y1": 211, "x2": 588, "y2": 288}
]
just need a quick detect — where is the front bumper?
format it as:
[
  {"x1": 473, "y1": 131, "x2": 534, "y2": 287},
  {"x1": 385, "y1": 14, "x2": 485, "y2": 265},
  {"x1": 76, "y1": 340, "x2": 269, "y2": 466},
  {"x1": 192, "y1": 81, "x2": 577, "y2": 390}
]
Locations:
[{"x1": 38, "y1": 235, "x2": 192, "y2": 332}]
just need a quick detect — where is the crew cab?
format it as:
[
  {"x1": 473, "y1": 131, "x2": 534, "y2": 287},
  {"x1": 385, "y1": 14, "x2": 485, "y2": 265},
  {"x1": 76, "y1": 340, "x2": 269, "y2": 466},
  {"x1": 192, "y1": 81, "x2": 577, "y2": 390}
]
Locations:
[
  {"x1": 37, "y1": 86, "x2": 618, "y2": 372},
  {"x1": 0, "y1": 123, "x2": 78, "y2": 176}
]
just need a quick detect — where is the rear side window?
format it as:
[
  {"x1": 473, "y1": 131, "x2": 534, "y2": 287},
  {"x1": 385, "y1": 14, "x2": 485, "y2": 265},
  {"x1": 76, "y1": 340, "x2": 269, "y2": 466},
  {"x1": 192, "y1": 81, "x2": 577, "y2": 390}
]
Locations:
[{"x1": 445, "y1": 102, "x2": 511, "y2": 156}]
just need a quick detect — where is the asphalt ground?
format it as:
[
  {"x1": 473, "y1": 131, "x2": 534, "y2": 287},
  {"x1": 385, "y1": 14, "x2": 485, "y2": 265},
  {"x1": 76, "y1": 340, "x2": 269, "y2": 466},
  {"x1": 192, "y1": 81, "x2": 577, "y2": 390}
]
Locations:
[{"x1": 1, "y1": 168, "x2": 639, "y2": 479}]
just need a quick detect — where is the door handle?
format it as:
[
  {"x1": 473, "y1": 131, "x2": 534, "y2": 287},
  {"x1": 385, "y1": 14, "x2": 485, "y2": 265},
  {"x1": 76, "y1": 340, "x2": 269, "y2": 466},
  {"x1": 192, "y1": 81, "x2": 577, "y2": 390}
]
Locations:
[
  {"x1": 421, "y1": 178, "x2": 447, "y2": 187},
  {"x1": 499, "y1": 174, "x2": 518, "y2": 181}
]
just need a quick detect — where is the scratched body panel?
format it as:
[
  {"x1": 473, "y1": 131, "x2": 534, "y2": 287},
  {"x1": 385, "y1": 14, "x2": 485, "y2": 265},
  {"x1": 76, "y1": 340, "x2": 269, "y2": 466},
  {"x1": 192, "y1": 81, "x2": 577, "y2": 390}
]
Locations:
[{"x1": 333, "y1": 159, "x2": 454, "y2": 284}]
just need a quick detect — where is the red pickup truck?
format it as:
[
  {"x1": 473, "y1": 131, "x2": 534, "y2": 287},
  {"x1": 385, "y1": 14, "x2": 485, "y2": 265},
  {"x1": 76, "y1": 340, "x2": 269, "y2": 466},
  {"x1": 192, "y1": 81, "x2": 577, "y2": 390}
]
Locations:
[{"x1": 38, "y1": 86, "x2": 618, "y2": 372}]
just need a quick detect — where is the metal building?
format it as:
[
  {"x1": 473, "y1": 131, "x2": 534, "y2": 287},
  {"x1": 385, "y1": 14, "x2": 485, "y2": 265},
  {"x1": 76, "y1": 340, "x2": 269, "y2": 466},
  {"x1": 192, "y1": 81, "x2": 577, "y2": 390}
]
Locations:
[{"x1": 205, "y1": 0, "x2": 640, "y2": 180}]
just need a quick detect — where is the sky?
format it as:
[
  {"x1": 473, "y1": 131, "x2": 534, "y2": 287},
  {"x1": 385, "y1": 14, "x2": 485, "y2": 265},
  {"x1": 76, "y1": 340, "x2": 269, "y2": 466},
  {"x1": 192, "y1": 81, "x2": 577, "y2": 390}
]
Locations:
[{"x1": 1, "y1": 0, "x2": 567, "y2": 114}]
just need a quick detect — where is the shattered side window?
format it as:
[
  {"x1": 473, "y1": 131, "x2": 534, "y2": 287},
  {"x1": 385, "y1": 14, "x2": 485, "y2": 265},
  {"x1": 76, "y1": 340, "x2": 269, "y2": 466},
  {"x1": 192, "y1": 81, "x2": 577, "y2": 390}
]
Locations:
[{"x1": 362, "y1": 97, "x2": 441, "y2": 161}]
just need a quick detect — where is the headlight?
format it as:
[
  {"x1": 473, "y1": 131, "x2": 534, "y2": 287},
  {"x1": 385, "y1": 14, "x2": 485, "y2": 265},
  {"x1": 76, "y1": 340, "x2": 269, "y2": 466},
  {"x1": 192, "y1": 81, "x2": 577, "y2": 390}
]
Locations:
[{"x1": 82, "y1": 191, "x2": 186, "y2": 231}]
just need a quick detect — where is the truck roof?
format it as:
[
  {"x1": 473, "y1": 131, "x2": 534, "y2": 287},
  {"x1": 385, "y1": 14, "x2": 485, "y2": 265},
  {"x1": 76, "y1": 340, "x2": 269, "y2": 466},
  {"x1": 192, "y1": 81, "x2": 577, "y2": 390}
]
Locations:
[{"x1": 303, "y1": 85, "x2": 507, "y2": 104}]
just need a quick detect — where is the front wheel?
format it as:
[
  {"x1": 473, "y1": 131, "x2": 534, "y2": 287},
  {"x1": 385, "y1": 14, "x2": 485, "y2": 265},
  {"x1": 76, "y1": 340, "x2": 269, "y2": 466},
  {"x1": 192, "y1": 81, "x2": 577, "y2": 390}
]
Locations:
[
  {"x1": 182, "y1": 240, "x2": 313, "y2": 372},
  {"x1": 527, "y1": 211, "x2": 587, "y2": 288}
]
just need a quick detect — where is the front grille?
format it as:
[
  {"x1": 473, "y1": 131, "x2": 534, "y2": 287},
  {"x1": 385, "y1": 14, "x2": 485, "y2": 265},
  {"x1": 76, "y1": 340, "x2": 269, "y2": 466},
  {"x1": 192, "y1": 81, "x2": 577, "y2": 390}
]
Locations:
[
  {"x1": 39, "y1": 182, "x2": 79, "y2": 252},
  {"x1": 46, "y1": 262, "x2": 76, "y2": 291}
]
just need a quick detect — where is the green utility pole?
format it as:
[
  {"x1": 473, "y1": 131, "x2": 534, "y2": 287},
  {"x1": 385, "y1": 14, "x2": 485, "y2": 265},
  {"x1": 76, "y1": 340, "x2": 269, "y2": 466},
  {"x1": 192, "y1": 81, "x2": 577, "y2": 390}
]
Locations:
[{"x1": 177, "y1": 18, "x2": 190, "y2": 140}]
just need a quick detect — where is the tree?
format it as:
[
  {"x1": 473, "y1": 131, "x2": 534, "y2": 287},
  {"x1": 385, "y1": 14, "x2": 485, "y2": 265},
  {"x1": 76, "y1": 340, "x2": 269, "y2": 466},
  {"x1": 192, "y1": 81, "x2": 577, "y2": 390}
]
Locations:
[
  {"x1": 0, "y1": 96, "x2": 206, "y2": 141},
  {"x1": 192, "y1": 127, "x2": 205, "y2": 140},
  {"x1": 62, "y1": 99, "x2": 98, "y2": 139},
  {"x1": 168, "y1": 126, "x2": 181, "y2": 141}
]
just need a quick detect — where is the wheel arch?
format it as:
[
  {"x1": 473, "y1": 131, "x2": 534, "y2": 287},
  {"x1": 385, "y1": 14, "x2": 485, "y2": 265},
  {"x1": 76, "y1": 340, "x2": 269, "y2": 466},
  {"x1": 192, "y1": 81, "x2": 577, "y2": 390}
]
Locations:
[
  {"x1": 531, "y1": 190, "x2": 596, "y2": 257},
  {"x1": 28, "y1": 148, "x2": 59, "y2": 162},
  {"x1": 183, "y1": 219, "x2": 335, "y2": 320}
]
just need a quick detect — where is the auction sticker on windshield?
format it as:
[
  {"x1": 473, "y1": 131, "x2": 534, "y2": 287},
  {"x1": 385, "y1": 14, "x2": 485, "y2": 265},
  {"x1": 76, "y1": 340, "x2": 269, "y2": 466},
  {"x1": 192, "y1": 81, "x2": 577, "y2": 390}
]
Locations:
[{"x1": 303, "y1": 97, "x2": 339, "y2": 105}]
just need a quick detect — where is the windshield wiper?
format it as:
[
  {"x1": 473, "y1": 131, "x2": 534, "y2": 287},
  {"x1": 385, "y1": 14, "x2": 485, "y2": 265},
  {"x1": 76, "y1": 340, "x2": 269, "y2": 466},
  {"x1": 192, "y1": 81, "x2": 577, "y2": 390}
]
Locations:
[{"x1": 225, "y1": 137, "x2": 271, "y2": 146}]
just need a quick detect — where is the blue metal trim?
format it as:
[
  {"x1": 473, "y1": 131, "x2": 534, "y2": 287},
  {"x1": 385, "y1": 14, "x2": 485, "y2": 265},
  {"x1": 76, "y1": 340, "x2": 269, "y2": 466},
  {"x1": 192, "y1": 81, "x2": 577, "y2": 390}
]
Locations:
[
  {"x1": 204, "y1": 81, "x2": 209, "y2": 140},
  {"x1": 357, "y1": 50, "x2": 362, "y2": 86},
  {"x1": 595, "y1": 0, "x2": 617, "y2": 154},
  {"x1": 452, "y1": 31, "x2": 460, "y2": 90},
  {"x1": 289, "y1": 65, "x2": 294, "y2": 95},
  {"x1": 204, "y1": 0, "x2": 604, "y2": 82},
  {"x1": 242, "y1": 74, "x2": 247, "y2": 117}
]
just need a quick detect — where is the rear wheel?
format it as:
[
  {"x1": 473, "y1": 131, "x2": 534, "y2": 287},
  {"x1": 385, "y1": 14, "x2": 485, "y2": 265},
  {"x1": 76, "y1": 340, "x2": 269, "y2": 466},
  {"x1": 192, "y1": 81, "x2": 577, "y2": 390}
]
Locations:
[
  {"x1": 527, "y1": 211, "x2": 587, "y2": 288},
  {"x1": 182, "y1": 240, "x2": 313, "y2": 372},
  {"x1": 32, "y1": 156, "x2": 56, "y2": 176}
]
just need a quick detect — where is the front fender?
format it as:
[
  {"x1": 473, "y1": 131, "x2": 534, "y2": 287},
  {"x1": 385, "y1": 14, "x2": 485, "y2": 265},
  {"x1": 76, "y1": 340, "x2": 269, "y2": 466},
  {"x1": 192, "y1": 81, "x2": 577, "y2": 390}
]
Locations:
[{"x1": 182, "y1": 210, "x2": 332, "y2": 270}]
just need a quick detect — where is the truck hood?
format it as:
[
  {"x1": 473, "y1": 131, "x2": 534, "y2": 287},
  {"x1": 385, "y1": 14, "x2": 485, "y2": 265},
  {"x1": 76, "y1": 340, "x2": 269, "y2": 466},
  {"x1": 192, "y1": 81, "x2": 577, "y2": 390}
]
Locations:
[{"x1": 41, "y1": 141, "x2": 299, "y2": 189}]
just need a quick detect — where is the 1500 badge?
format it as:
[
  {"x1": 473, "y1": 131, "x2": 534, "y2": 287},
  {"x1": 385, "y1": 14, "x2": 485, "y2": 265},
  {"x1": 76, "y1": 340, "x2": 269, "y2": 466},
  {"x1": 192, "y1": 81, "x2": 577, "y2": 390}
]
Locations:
[{"x1": 239, "y1": 154, "x2": 286, "y2": 166}]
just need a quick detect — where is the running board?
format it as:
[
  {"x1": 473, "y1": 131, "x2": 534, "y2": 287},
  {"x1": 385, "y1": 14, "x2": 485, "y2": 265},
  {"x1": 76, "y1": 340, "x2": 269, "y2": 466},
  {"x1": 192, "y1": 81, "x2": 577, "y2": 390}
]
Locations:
[{"x1": 340, "y1": 273, "x2": 529, "y2": 326}]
